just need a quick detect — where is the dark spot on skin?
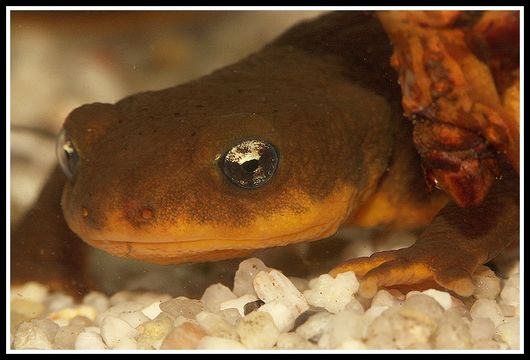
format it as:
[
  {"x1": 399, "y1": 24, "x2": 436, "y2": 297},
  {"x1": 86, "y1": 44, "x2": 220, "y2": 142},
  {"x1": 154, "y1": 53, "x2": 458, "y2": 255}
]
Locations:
[
  {"x1": 191, "y1": 131, "x2": 196, "y2": 137},
  {"x1": 174, "y1": 112, "x2": 181, "y2": 117},
  {"x1": 196, "y1": 104, "x2": 204, "y2": 108}
]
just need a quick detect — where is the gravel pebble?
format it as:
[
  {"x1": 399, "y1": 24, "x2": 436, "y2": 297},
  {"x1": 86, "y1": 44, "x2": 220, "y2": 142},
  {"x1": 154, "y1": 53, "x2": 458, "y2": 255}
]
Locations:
[
  {"x1": 473, "y1": 266, "x2": 502, "y2": 300},
  {"x1": 201, "y1": 283, "x2": 237, "y2": 313},
  {"x1": 9, "y1": 258, "x2": 520, "y2": 350},
  {"x1": 136, "y1": 315, "x2": 173, "y2": 349},
  {"x1": 495, "y1": 318, "x2": 520, "y2": 349},
  {"x1": 74, "y1": 331, "x2": 107, "y2": 350},
  {"x1": 253, "y1": 270, "x2": 309, "y2": 332},
  {"x1": 470, "y1": 298, "x2": 505, "y2": 327},
  {"x1": 160, "y1": 321, "x2": 206, "y2": 350},
  {"x1": 100, "y1": 315, "x2": 138, "y2": 349},
  {"x1": 196, "y1": 311, "x2": 239, "y2": 340},
  {"x1": 83, "y1": 292, "x2": 110, "y2": 314},
  {"x1": 237, "y1": 311, "x2": 280, "y2": 349},
  {"x1": 11, "y1": 282, "x2": 49, "y2": 303},
  {"x1": 303, "y1": 272, "x2": 359, "y2": 314},
  {"x1": 13, "y1": 319, "x2": 59, "y2": 350},
  {"x1": 196, "y1": 336, "x2": 246, "y2": 349},
  {"x1": 233, "y1": 258, "x2": 270, "y2": 297},
  {"x1": 53, "y1": 324, "x2": 84, "y2": 349},
  {"x1": 159, "y1": 298, "x2": 204, "y2": 319},
  {"x1": 276, "y1": 332, "x2": 316, "y2": 349},
  {"x1": 295, "y1": 311, "x2": 333, "y2": 341},
  {"x1": 141, "y1": 301, "x2": 164, "y2": 320},
  {"x1": 219, "y1": 294, "x2": 259, "y2": 317}
]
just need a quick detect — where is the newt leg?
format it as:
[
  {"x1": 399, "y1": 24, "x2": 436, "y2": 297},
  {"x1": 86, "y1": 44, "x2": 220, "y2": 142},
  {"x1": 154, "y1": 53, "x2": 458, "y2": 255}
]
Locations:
[
  {"x1": 331, "y1": 165, "x2": 519, "y2": 298},
  {"x1": 11, "y1": 165, "x2": 93, "y2": 299}
]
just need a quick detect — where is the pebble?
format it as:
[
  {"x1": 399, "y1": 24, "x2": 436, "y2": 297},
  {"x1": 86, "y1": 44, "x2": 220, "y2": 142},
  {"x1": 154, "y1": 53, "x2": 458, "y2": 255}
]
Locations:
[
  {"x1": 303, "y1": 272, "x2": 359, "y2": 314},
  {"x1": 53, "y1": 324, "x2": 84, "y2": 349},
  {"x1": 253, "y1": 270, "x2": 309, "y2": 331},
  {"x1": 219, "y1": 294, "x2": 259, "y2": 317},
  {"x1": 242, "y1": 299, "x2": 265, "y2": 315},
  {"x1": 69, "y1": 316, "x2": 92, "y2": 327},
  {"x1": 403, "y1": 293, "x2": 445, "y2": 320},
  {"x1": 500, "y1": 274, "x2": 519, "y2": 308},
  {"x1": 370, "y1": 289, "x2": 401, "y2": 308},
  {"x1": 136, "y1": 314, "x2": 173, "y2": 350},
  {"x1": 421, "y1": 289, "x2": 453, "y2": 310},
  {"x1": 12, "y1": 319, "x2": 59, "y2": 350},
  {"x1": 470, "y1": 298, "x2": 505, "y2": 327},
  {"x1": 74, "y1": 331, "x2": 107, "y2": 350},
  {"x1": 472, "y1": 266, "x2": 502, "y2": 300},
  {"x1": 11, "y1": 299, "x2": 45, "y2": 319},
  {"x1": 195, "y1": 311, "x2": 239, "y2": 340},
  {"x1": 495, "y1": 318, "x2": 519, "y2": 349},
  {"x1": 160, "y1": 321, "x2": 206, "y2": 349},
  {"x1": 257, "y1": 301, "x2": 298, "y2": 333},
  {"x1": 219, "y1": 308, "x2": 243, "y2": 326},
  {"x1": 48, "y1": 305, "x2": 98, "y2": 324},
  {"x1": 95, "y1": 301, "x2": 144, "y2": 325},
  {"x1": 159, "y1": 297, "x2": 204, "y2": 319},
  {"x1": 433, "y1": 311, "x2": 471, "y2": 349},
  {"x1": 196, "y1": 336, "x2": 246, "y2": 349},
  {"x1": 236, "y1": 311, "x2": 280, "y2": 349},
  {"x1": 295, "y1": 311, "x2": 333, "y2": 342},
  {"x1": 469, "y1": 317, "x2": 496, "y2": 342},
  {"x1": 129, "y1": 292, "x2": 172, "y2": 307},
  {"x1": 201, "y1": 283, "x2": 237, "y2": 313},
  {"x1": 83, "y1": 291, "x2": 110, "y2": 314},
  {"x1": 141, "y1": 300, "x2": 164, "y2": 320},
  {"x1": 472, "y1": 339, "x2": 501, "y2": 350},
  {"x1": 336, "y1": 339, "x2": 368, "y2": 349},
  {"x1": 365, "y1": 306, "x2": 435, "y2": 349},
  {"x1": 9, "y1": 257, "x2": 519, "y2": 350},
  {"x1": 11, "y1": 282, "x2": 49, "y2": 303},
  {"x1": 233, "y1": 258, "x2": 270, "y2": 297},
  {"x1": 45, "y1": 293, "x2": 74, "y2": 313},
  {"x1": 118, "y1": 310, "x2": 150, "y2": 328},
  {"x1": 276, "y1": 332, "x2": 316, "y2": 349},
  {"x1": 325, "y1": 310, "x2": 369, "y2": 348},
  {"x1": 99, "y1": 315, "x2": 138, "y2": 349},
  {"x1": 254, "y1": 270, "x2": 307, "y2": 309}
]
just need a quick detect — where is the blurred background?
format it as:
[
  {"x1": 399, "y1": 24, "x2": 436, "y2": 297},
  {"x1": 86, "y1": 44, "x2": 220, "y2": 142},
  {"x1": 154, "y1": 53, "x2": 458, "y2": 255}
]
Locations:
[
  {"x1": 10, "y1": 10, "x2": 329, "y2": 221},
  {"x1": 8, "y1": 10, "x2": 420, "y2": 296}
]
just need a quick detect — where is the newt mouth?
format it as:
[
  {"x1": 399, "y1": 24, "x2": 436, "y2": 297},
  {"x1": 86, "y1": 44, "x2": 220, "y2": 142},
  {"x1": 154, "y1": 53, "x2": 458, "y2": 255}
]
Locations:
[{"x1": 85, "y1": 238, "x2": 291, "y2": 264}]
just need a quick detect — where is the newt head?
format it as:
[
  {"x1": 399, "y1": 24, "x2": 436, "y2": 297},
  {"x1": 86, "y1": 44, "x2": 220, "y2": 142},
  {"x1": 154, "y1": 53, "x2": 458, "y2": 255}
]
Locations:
[{"x1": 57, "y1": 42, "x2": 397, "y2": 264}]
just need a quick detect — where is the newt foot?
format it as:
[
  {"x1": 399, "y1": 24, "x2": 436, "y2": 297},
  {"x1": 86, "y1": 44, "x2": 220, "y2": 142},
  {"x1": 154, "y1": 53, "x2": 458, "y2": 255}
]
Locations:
[{"x1": 330, "y1": 245, "x2": 477, "y2": 298}]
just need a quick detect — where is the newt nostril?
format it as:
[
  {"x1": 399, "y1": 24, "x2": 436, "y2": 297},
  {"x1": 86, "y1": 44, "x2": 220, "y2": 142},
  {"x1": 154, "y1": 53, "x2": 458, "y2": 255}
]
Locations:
[
  {"x1": 140, "y1": 207, "x2": 155, "y2": 220},
  {"x1": 82, "y1": 207, "x2": 89, "y2": 218},
  {"x1": 124, "y1": 199, "x2": 156, "y2": 227}
]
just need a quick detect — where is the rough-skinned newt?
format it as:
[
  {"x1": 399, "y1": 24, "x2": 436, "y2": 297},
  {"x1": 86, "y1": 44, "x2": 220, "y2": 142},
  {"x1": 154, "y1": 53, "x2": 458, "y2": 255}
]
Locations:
[{"x1": 11, "y1": 12, "x2": 519, "y2": 298}]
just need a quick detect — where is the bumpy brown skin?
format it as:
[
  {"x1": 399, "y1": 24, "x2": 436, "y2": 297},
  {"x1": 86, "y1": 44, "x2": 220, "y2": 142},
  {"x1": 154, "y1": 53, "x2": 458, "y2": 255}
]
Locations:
[
  {"x1": 376, "y1": 11, "x2": 519, "y2": 209},
  {"x1": 11, "y1": 12, "x2": 518, "y2": 298}
]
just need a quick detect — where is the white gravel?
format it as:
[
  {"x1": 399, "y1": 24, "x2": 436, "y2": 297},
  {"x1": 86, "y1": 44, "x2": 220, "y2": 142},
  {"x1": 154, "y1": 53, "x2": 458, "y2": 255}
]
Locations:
[{"x1": 10, "y1": 257, "x2": 520, "y2": 351}]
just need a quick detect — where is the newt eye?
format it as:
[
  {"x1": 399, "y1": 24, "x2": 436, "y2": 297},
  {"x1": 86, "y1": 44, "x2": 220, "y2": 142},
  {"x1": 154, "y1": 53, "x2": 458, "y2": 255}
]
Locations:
[
  {"x1": 221, "y1": 139, "x2": 279, "y2": 189},
  {"x1": 56, "y1": 129, "x2": 79, "y2": 180}
]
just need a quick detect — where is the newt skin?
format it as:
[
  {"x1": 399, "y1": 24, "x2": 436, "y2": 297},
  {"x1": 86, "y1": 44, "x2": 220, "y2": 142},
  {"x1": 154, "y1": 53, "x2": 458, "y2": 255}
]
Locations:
[{"x1": 11, "y1": 12, "x2": 519, "y2": 298}]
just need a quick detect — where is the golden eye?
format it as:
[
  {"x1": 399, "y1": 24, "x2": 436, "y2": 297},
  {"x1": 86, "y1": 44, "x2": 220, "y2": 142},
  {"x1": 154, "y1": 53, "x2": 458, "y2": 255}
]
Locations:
[
  {"x1": 221, "y1": 139, "x2": 279, "y2": 189},
  {"x1": 56, "y1": 129, "x2": 79, "y2": 180}
]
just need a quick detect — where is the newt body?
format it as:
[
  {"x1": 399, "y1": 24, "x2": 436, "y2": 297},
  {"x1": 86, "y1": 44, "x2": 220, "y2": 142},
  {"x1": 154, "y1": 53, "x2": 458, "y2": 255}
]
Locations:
[{"x1": 11, "y1": 12, "x2": 519, "y2": 297}]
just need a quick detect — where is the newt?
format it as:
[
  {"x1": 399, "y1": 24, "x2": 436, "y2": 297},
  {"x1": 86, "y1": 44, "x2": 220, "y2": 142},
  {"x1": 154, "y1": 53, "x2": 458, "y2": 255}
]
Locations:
[{"x1": 11, "y1": 12, "x2": 519, "y2": 298}]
